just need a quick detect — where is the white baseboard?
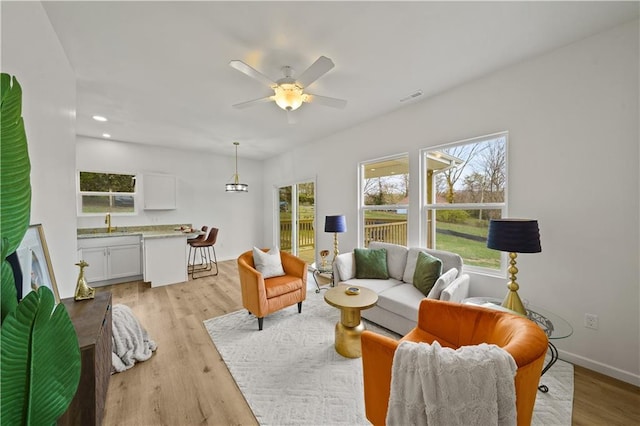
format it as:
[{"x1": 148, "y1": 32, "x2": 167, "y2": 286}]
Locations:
[{"x1": 559, "y1": 349, "x2": 640, "y2": 387}]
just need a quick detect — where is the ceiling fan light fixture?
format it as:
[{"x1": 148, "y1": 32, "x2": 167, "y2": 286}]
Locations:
[
  {"x1": 274, "y1": 83, "x2": 304, "y2": 111},
  {"x1": 226, "y1": 142, "x2": 248, "y2": 193}
]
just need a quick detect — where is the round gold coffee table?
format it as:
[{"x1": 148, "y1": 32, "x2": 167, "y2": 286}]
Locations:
[{"x1": 324, "y1": 285, "x2": 378, "y2": 358}]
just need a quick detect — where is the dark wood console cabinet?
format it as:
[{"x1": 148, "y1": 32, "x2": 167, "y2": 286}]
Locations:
[{"x1": 58, "y1": 292, "x2": 112, "y2": 426}]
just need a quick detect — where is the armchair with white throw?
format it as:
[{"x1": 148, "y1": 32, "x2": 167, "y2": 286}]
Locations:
[{"x1": 361, "y1": 299, "x2": 549, "y2": 426}]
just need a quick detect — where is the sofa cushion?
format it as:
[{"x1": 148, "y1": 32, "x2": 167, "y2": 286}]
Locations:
[
  {"x1": 341, "y1": 277, "x2": 403, "y2": 295},
  {"x1": 412, "y1": 252, "x2": 443, "y2": 296},
  {"x1": 376, "y1": 284, "x2": 424, "y2": 322},
  {"x1": 252, "y1": 247, "x2": 285, "y2": 279},
  {"x1": 403, "y1": 248, "x2": 462, "y2": 283},
  {"x1": 354, "y1": 248, "x2": 389, "y2": 279},
  {"x1": 423, "y1": 248, "x2": 463, "y2": 278},
  {"x1": 335, "y1": 252, "x2": 356, "y2": 281},
  {"x1": 426, "y1": 267, "x2": 458, "y2": 299},
  {"x1": 369, "y1": 241, "x2": 408, "y2": 281}
]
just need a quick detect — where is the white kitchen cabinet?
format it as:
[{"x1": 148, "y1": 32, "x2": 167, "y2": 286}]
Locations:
[
  {"x1": 80, "y1": 246, "x2": 109, "y2": 283},
  {"x1": 107, "y1": 244, "x2": 142, "y2": 279},
  {"x1": 142, "y1": 235, "x2": 188, "y2": 287},
  {"x1": 143, "y1": 173, "x2": 176, "y2": 210},
  {"x1": 78, "y1": 236, "x2": 142, "y2": 286}
]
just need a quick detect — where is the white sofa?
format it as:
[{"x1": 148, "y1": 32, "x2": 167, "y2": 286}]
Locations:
[{"x1": 332, "y1": 241, "x2": 470, "y2": 336}]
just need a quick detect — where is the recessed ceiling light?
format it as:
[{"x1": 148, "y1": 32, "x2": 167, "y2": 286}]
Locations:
[
  {"x1": 102, "y1": 133, "x2": 111, "y2": 138},
  {"x1": 92, "y1": 115, "x2": 108, "y2": 122}
]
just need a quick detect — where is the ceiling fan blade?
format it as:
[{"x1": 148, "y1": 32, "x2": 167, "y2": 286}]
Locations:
[
  {"x1": 296, "y1": 56, "x2": 335, "y2": 88},
  {"x1": 232, "y1": 96, "x2": 274, "y2": 109},
  {"x1": 305, "y1": 93, "x2": 347, "y2": 109},
  {"x1": 229, "y1": 60, "x2": 275, "y2": 87},
  {"x1": 287, "y1": 110, "x2": 297, "y2": 125}
]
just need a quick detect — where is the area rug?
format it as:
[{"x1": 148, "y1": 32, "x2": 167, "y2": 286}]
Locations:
[{"x1": 204, "y1": 292, "x2": 573, "y2": 425}]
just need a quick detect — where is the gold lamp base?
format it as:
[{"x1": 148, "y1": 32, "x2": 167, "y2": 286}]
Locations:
[
  {"x1": 502, "y1": 285, "x2": 527, "y2": 316},
  {"x1": 501, "y1": 252, "x2": 527, "y2": 316}
]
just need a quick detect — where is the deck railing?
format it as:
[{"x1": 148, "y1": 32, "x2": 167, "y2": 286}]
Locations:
[
  {"x1": 280, "y1": 219, "x2": 408, "y2": 249},
  {"x1": 279, "y1": 219, "x2": 315, "y2": 250},
  {"x1": 363, "y1": 221, "x2": 407, "y2": 247}
]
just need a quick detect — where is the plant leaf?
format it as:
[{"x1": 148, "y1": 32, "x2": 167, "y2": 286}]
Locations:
[
  {"x1": 1, "y1": 258, "x2": 18, "y2": 323},
  {"x1": 1, "y1": 73, "x2": 31, "y2": 323},
  {"x1": 0, "y1": 74, "x2": 31, "y2": 256},
  {"x1": 1, "y1": 287, "x2": 81, "y2": 425}
]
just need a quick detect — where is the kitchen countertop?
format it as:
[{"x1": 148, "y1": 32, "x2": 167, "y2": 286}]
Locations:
[
  {"x1": 77, "y1": 231, "x2": 197, "y2": 239},
  {"x1": 77, "y1": 224, "x2": 200, "y2": 240}
]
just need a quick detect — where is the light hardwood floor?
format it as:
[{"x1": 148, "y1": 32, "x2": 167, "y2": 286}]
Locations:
[{"x1": 101, "y1": 260, "x2": 639, "y2": 425}]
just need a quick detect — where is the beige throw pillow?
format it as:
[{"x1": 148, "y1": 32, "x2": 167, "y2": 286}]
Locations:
[
  {"x1": 426, "y1": 267, "x2": 458, "y2": 299},
  {"x1": 252, "y1": 247, "x2": 285, "y2": 279}
]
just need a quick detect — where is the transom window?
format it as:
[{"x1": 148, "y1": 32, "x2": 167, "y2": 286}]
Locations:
[
  {"x1": 422, "y1": 132, "x2": 507, "y2": 271},
  {"x1": 78, "y1": 171, "x2": 136, "y2": 214},
  {"x1": 359, "y1": 154, "x2": 409, "y2": 247}
]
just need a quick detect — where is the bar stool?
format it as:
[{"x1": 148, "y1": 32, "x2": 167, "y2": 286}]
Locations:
[
  {"x1": 188, "y1": 227, "x2": 219, "y2": 278},
  {"x1": 188, "y1": 226, "x2": 208, "y2": 244},
  {"x1": 187, "y1": 226, "x2": 207, "y2": 271}
]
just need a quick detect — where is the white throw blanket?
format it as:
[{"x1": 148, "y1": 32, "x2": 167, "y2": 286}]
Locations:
[
  {"x1": 111, "y1": 304, "x2": 157, "y2": 373},
  {"x1": 386, "y1": 341, "x2": 517, "y2": 426}
]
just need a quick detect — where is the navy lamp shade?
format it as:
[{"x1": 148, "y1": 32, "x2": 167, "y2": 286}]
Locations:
[
  {"x1": 487, "y1": 219, "x2": 541, "y2": 315},
  {"x1": 324, "y1": 215, "x2": 347, "y2": 233},
  {"x1": 325, "y1": 215, "x2": 347, "y2": 264},
  {"x1": 487, "y1": 219, "x2": 541, "y2": 253}
]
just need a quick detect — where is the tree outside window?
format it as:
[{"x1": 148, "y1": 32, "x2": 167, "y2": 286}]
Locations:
[
  {"x1": 424, "y1": 133, "x2": 507, "y2": 270},
  {"x1": 79, "y1": 171, "x2": 136, "y2": 214}
]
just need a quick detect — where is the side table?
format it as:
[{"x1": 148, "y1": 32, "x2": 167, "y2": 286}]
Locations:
[
  {"x1": 324, "y1": 285, "x2": 378, "y2": 358},
  {"x1": 59, "y1": 292, "x2": 112, "y2": 426},
  {"x1": 463, "y1": 296, "x2": 573, "y2": 393},
  {"x1": 311, "y1": 262, "x2": 334, "y2": 293}
]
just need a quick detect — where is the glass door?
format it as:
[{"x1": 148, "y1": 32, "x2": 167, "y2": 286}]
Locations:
[{"x1": 278, "y1": 181, "x2": 315, "y2": 265}]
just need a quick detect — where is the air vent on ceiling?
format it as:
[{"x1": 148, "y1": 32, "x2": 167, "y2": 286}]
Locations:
[{"x1": 400, "y1": 90, "x2": 423, "y2": 103}]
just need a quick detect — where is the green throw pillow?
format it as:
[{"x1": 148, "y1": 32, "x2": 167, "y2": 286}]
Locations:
[
  {"x1": 354, "y1": 248, "x2": 389, "y2": 279},
  {"x1": 413, "y1": 252, "x2": 443, "y2": 296}
]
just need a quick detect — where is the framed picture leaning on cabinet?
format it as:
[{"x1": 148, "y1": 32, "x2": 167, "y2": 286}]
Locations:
[{"x1": 15, "y1": 224, "x2": 60, "y2": 303}]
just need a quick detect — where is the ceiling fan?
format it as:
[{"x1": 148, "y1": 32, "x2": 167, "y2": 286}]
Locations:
[{"x1": 229, "y1": 56, "x2": 347, "y2": 123}]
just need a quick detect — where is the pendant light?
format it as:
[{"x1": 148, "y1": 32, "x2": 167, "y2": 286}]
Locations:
[{"x1": 225, "y1": 142, "x2": 248, "y2": 192}]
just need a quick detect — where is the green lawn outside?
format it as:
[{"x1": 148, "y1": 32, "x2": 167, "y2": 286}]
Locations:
[
  {"x1": 435, "y1": 231, "x2": 500, "y2": 269},
  {"x1": 436, "y1": 220, "x2": 489, "y2": 238},
  {"x1": 365, "y1": 210, "x2": 407, "y2": 221}
]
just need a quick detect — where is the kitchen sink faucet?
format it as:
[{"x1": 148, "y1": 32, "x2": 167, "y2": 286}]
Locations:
[{"x1": 105, "y1": 213, "x2": 115, "y2": 233}]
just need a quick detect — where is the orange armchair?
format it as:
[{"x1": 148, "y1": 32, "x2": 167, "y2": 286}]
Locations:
[
  {"x1": 237, "y1": 249, "x2": 307, "y2": 330},
  {"x1": 361, "y1": 299, "x2": 548, "y2": 426}
]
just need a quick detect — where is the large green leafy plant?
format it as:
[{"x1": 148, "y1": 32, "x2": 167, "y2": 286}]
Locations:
[{"x1": 0, "y1": 74, "x2": 81, "y2": 425}]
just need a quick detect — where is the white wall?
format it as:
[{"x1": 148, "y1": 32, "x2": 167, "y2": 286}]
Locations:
[
  {"x1": 76, "y1": 137, "x2": 264, "y2": 261},
  {"x1": 2, "y1": 2, "x2": 78, "y2": 298},
  {"x1": 263, "y1": 21, "x2": 640, "y2": 385}
]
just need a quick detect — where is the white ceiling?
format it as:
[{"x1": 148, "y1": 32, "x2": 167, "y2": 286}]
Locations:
[{"x1": 41, "y1": 1, "x2": 638, "y2": 160}]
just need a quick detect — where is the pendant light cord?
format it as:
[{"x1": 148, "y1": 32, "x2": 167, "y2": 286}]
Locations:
[{"x1": 234, "y1": 142, "x2": 240, "y2": 184}]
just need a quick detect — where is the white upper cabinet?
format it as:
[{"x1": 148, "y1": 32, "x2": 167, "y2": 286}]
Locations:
[{"x1": 143, "y1": 173, "x2": 176, "y2": 210}]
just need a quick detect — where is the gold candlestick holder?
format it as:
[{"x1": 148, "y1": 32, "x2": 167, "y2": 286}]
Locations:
[{"x1": 320, "y1": 250, "x2": 330, "y2": 268}]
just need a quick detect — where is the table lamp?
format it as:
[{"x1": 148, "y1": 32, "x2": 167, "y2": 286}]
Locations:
[
  {"x1": 487, "y1": 218, "x2": 541, "y2": 315},
  {"x1": 324, "y1": 215, "x2": 346, "y2": 264}
]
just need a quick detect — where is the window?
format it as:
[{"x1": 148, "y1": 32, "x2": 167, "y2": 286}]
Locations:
[
  {"x1": 78, "y1": 171, "x2": 136, "y2": 214},
  {"x1": 422, "y1": 133, "x2": 507, "y2": 271},
  {"x1": 359, "y1": 154, "x2": 409, "y2": 247}
]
